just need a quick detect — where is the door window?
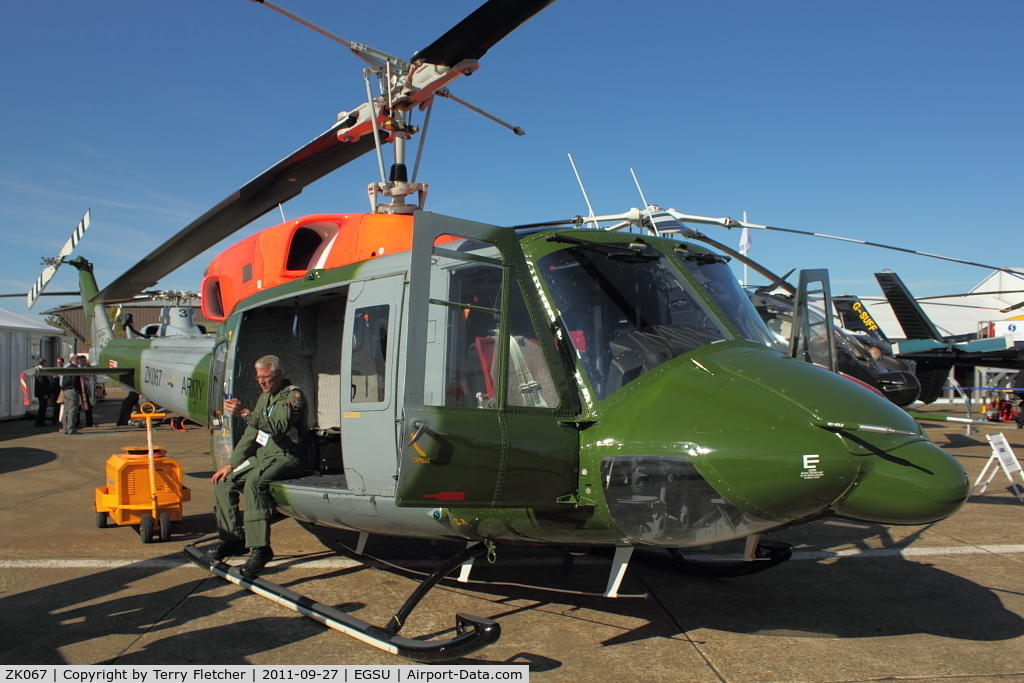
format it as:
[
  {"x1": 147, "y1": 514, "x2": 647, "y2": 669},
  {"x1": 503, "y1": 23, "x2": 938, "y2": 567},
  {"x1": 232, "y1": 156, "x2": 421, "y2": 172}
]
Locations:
[
  {"x1": 424, "y1": 239, "x2": 504, "y2": 409},
  {"x1": 350, "y1": 304, "x2": 389, "y2": 404},
  {"x1": 506, "y1": 280, "x2": 558, "y2": 409}
]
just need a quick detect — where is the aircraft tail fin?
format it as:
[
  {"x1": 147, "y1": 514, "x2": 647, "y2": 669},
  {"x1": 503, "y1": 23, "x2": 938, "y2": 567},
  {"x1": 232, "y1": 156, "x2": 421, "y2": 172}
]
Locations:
[
  {"x1": 67, "y1": 257, "x2": 115, "y2": 353},
  {"x1": 875, "y1": 270, "x2": 944, "y2": 341},
  {"x1": 833, "y1": 295, "x2": 890, "y2": 342},
  {"x1": 874, "y1": 271, "x2": 955, "y2": 405}
]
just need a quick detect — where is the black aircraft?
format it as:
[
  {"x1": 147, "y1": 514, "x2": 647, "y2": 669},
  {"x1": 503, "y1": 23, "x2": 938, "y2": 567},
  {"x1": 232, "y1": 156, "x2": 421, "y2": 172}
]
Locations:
[{"x1": 837, "y1": 271, "x2": 1023, "y2": 403}]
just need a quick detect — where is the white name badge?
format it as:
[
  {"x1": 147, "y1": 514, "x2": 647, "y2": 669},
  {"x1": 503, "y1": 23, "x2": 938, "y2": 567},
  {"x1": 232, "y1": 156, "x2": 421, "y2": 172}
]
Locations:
[{"x1": 256, "y1": 430, "x2": 270, "y2": 446}]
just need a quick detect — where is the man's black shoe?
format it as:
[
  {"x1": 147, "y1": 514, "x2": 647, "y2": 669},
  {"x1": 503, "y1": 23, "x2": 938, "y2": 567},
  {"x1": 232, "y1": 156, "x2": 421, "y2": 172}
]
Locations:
[
  {"x1": 240, "y1": 547, "x2": 274, "y2": 577},
  {"x1": 206, "y1": 541, "x2": 246, "y2": 562}
]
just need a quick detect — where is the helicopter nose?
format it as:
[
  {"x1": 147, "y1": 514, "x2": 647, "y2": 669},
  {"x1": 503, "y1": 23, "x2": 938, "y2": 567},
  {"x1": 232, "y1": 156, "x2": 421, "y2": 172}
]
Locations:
[
  {"x1": 681, "y1": 346, "x2": 968, "y2": 526},
  {"x1": 831, "y1": 438, "x2": 969, "y2": 524},
  {"x1": 589, "y1": 345, "x2": 968, "y2": 546}
]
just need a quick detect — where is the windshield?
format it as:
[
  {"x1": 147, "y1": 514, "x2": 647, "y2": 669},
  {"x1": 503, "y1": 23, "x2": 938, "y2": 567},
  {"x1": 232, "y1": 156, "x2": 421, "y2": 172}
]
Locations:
[
  {"x1": 678, "y1": 258, "x2": 779, "y2": 350},
  {"x1": 538, "y1": 241, "x2": 733, "y2": 401},
  {"x1": 753, "y1": 295, "x2": 882, "y2": 372}
]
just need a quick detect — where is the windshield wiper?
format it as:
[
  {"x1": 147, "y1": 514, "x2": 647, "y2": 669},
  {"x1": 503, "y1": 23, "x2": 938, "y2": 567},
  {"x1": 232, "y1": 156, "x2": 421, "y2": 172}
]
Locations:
[
  {"x1": 546, "y1": 234, "x2": 659, "y2": 262},
  {"x1": 675, "y1": 248, "x2": 730, "y2": 265}
]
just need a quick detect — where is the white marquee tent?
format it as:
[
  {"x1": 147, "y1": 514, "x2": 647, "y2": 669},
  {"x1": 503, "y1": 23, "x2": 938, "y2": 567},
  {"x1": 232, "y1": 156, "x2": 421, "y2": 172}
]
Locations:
[{"x1": 0, "y1": 308, "x2": 70, "y2": 420}]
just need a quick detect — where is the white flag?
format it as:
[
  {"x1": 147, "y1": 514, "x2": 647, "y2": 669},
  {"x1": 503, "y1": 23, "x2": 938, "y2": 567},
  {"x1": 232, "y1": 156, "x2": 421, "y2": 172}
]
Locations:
[{"x1": 739, "y1": 227, "x2": 752, "y2": 256}]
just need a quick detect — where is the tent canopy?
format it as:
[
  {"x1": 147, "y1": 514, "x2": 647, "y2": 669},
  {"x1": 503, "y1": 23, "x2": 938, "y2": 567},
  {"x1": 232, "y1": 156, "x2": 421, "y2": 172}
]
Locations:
[{"x1": 0, "y1": 307, "x2": 64, "y2": 334}]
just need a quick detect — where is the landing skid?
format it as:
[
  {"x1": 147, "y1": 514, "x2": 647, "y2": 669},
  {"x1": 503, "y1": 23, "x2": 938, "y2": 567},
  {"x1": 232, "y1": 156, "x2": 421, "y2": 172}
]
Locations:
[
  {"x1": 666, "y1": 537, "x2": 794, "y2": 578},
  {"x1": 183, "y1": 543, "x2": 500, "y2": 662}
]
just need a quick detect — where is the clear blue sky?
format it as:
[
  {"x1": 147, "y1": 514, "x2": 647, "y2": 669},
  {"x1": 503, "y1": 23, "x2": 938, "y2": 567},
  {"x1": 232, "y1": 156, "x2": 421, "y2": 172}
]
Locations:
[{"x1": 2, "y1": 0, "x2": 1021, "y2": 320}]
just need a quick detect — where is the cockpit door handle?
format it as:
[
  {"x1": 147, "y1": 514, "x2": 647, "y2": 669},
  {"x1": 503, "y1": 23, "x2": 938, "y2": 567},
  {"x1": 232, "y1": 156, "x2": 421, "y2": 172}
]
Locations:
[{"x1": 406, "y1": 419, "x2": 429, "y2": 446}]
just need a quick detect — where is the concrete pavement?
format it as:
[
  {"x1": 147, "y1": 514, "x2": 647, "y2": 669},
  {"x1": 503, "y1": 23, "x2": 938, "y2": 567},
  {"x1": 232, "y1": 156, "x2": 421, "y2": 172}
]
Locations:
[{"x1": 1, "y1": 400, "x2": 1022, "y2": 681}]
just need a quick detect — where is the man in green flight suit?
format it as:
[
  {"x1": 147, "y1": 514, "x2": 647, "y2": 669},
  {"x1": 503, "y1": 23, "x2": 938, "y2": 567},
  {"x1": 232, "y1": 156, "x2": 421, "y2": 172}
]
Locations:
[{"x1": 207, "y1": 355, "x2": 307, "y2": 577}]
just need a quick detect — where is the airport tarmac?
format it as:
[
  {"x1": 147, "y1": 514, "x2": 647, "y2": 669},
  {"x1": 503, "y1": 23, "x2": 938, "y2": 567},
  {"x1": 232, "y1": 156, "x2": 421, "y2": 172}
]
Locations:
[{"x1": 1, "y1": 400, "x2": 1023, "y2": 681}]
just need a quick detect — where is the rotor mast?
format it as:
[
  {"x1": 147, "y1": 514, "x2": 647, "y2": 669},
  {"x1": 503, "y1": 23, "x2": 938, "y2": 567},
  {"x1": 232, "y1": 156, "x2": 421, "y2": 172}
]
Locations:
[{"x1": 252, "y1": 0, "x2": 528, "y2": 215}]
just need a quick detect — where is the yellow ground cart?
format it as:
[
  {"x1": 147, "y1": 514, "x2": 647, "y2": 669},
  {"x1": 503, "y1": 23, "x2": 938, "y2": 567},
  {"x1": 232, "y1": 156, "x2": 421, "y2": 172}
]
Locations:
[{"x1": 93, "y1": 405, "x2": 191, "y2": 542}]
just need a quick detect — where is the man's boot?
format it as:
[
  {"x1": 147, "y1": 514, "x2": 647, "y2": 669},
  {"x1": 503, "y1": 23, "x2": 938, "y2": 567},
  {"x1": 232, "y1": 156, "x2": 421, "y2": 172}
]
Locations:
[
  {"x1": 241, "y1": 546, "x2": 274, "y2": 577},
  {"x1": 206, "y1": 540, "x2": 246, "y2": 562}
]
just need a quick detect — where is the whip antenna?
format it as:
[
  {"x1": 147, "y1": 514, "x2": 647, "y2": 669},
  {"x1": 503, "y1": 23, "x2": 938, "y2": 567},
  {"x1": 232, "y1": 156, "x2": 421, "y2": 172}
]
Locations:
[
  {"x1": 567, "y1": 154, "x2": 598, "y2": 229},
  {"x1": 629, "y1": 168, "x2": 658, "y2": 236}
]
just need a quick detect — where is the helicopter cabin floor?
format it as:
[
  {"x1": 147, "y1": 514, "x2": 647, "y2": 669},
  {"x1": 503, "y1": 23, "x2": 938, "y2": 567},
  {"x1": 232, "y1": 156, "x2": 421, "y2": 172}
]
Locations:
[{"x1": 1, "y1": 400, "x2": 1023, "y2": 681}]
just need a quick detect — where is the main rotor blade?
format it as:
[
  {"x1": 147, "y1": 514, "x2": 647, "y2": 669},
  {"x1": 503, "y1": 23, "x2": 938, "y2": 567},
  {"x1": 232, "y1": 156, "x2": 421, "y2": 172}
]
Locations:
[
  {"x1": 412, "y1": 0, "x2": 557, "y2": 66},
  {"x1": 0, "y1": 291, "x2": 78, "y2": 298},
  {"x1": 913, "y1": 289, "x2": 1024, "y2": 301},
  {"x1": 741, "y1": 222, "x2": 1024, "y2": 280},
  {"x1": 94, "y1": 127, "x2": 378, "y2": 302}
]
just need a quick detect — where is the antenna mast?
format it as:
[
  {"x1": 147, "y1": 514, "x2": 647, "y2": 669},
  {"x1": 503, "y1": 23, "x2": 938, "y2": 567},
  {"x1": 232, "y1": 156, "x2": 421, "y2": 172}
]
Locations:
[
  {"x1": 252, "y1": 0, "x2": 531, "y2": 216},
  {"x1": 567, "y1": 154, "x2": 598, "y2": 229}
]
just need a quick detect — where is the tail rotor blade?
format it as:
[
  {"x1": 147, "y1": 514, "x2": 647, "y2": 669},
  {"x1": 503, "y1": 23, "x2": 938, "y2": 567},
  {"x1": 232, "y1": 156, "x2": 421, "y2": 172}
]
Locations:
[
  {"x1": 56, "y1": 210, "x2": 90, "y2": 261},
  {"x1": 27, "y1": 265, "x2": 59, "y2": 310},
  {"x1": 27, "y1": 209, "x2": 90, "y2": 309}
]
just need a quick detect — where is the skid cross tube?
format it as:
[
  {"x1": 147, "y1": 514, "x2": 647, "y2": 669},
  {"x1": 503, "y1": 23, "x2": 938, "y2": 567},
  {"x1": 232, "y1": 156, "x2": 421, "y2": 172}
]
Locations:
[
  {"x1": 184, "y1": 544, "x2": 500, "y2": 662},
  {"x1": 385, "y1": 541, "x2": 489, "y2": 633}
]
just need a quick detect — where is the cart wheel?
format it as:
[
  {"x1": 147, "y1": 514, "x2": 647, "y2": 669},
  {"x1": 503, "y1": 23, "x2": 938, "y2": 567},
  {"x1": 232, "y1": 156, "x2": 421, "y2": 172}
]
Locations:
[
  {"x1": 140, "y1": 513, "x2": 154, "y2": 544},
  {"x1": 158, "y1": 512, "x2": 171, "y2": 542},
  {"x1": 95, "y1": 512, "x2": 107, "y2": 529}
]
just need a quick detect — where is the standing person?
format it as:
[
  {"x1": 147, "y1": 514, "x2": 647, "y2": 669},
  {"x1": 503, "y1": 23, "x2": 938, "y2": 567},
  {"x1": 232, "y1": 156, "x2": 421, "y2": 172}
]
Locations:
[
  {"x1": 117, "y1": 390, "x2": 141, "y2": 426},
  {"x1": 76, "y1": 355, "x2": 96, "y2": 428},
  {"x1": 1012, "y1": 371, "x2": 1024, "y2": 429},
  {"x1": 33, "y1": 358, "x2": 53, "y2": 427},
  {"x1": 59, "y1": 356, "x2": 81, "y2": 435},
  {"x1": 51, "y1": 358, "x2": 64, "y2": 425},
  {"x1": 207, "y1": 355, "x2": 308, "y2": 577}
]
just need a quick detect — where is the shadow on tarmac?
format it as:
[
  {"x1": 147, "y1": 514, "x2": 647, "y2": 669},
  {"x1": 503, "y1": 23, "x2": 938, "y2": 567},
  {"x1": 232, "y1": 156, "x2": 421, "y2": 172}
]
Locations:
[
  {"x1": 5, "y1": 479, "x2": 1023, "y2": 665},
  {"x1": 300, "y1": 525, "x2": 1024, "y2": 649},
  {"x1": 967, "y1": 492, "x2": 1024, "y2": 506},
  {"x1": 3, "y1": 520, "x2": 1023, "y2": 665},
  {"x1": 109, "y1": 616, "x2": 325, "y2": 665},
  {"x1": 0, "y1": 446, "x2": 56, "y2": 475},
  {"x1": 0, "y1": 553, "x2": 324, "y2": 664},
  {"x1": 0, "y1": 415, "x2": 62, "y2": 445}
]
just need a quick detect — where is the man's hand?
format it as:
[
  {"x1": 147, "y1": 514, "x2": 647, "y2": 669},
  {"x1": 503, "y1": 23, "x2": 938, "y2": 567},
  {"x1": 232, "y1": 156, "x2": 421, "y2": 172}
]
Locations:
[
  {"x1": 224, "y1": 398, "x2": 241, "y2": 416},
  {"x1": 211, "y1": 464, "x2": 233, "y2": 484}
]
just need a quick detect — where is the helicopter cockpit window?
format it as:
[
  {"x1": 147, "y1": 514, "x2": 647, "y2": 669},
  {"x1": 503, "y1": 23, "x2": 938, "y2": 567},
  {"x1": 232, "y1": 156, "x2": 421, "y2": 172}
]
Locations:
[
  {"x1": 755, "y1": 302, "x2": 794, "y2": 353},
  {"x1": 538, "y1": 242, "x2": 728, "y2": 401},
  {"x1": 350, "y1": 304, "x2": 389, "y2": 403},
  {"x1": 506, "y1": 280, "x2": 558, "y2": 409},
  {"x1": 424, "y1": 238, "x2": 504, "y2": 409},
  {"x1": 754, "y1": 298, "x2": 876, "y2": 372},
  {"x1": 678, "y1": 258, "x2": 777, "y2": 349},
  {"x1": 793, "y1": 293, "x2": 834, "y2": 370}
]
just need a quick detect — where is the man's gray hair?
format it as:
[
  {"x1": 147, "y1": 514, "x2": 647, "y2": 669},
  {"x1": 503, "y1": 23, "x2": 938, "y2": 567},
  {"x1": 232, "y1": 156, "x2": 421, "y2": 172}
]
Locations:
[{"x1": 254, "y1": 355, "x2": 282, "y2": 374}]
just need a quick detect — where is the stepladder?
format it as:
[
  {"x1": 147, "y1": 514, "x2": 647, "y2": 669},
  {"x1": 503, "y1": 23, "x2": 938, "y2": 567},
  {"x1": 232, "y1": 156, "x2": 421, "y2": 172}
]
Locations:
[{"x1": 973, "y1": 432, "x2": 1024, "y2": 503}]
